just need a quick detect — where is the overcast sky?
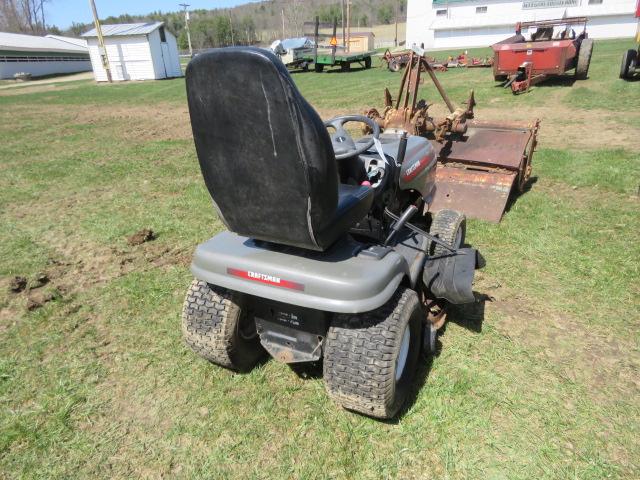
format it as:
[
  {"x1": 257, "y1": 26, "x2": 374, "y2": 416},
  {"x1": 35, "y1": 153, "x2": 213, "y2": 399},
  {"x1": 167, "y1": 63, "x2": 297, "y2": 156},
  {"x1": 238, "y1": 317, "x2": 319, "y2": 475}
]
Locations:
[{"x1": 48, "y1": 0, "x2": 247, "y2": 29}]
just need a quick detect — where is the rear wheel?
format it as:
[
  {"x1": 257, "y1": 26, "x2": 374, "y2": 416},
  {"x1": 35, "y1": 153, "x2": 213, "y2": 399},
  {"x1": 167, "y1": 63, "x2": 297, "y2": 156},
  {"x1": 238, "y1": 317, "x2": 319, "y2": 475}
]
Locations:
[
  {"x1": 429, "y1": 209, "x2": 466, "y2": 256},
  {"x1": 364, "y1": 56, "x2": 372, "y2": 69},
  {"x1": 323, "y1": 288, "x2": 422, "y2": 419},
  {"x1": 620, "y1": 49, "x2": 637, "y2": 79},
  {"x1": 182, "y1": 279, "x2": 266, "y2": 372},
  {"x1": 341, "y1": 62, "x2": 351, "y2": 72},
  {"x1": 575, "y1": 38, "x2": 593, "y2": 80},
  {"x1": 314, "y1": 63, "x2": 324, "y2": 73},
  {"x1": 494, "y1": 74, "x2": 508, "y2": 82}
]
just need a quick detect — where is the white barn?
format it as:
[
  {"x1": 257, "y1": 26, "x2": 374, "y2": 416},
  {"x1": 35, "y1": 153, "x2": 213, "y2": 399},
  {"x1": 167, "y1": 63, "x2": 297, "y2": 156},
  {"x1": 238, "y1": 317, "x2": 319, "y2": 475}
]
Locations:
[
  {"x1": 0, "y1": 32, "x2": 90, "y2": 79},
  {"x1": 406, "y1": 0, "x2": 638, "y2": 50},
  {"x1": 82, "y1": 22, "x2": 182, "y2": 82}
]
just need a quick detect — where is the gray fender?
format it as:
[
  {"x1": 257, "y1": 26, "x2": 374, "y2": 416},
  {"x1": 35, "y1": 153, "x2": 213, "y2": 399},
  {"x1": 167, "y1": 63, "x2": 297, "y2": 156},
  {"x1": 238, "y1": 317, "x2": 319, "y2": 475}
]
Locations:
[{"x1": 190, "y1": 231, "x2": 412, "y2": 314}]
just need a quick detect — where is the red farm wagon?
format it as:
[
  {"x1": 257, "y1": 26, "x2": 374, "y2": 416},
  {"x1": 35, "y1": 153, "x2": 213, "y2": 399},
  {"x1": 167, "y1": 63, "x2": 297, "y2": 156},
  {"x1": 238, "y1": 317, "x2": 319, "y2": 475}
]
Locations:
[{"x1": 492, "y1": 17, "x2": 594, "y2": 94}]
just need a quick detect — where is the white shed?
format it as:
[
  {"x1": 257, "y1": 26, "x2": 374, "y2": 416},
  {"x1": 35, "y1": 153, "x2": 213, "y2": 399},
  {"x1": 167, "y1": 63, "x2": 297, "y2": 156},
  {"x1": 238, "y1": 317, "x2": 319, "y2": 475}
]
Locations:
[{"x1": 82, "y1": 22, "x2": 182, "y2": 82}]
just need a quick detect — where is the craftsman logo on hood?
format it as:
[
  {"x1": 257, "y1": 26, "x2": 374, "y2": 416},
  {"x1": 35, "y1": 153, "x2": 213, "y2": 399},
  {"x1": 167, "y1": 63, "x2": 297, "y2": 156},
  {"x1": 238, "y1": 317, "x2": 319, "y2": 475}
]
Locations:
[
  {"x1": 227, "y1": 268, "x2": 305, "y2": 291},
  {"x1": 403, "y1": 154, "x2": 433, "y2": 181}
]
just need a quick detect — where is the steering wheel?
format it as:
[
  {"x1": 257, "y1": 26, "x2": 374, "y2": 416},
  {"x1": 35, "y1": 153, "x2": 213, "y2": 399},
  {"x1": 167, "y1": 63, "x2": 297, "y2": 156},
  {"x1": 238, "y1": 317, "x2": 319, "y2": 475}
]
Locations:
[{"x1": 323, "y1": 115, "x2": 381, "y2": 160}]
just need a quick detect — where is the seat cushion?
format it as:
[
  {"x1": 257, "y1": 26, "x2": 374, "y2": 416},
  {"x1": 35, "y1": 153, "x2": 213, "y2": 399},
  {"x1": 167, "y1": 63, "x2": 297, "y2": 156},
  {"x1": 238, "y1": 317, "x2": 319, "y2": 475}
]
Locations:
[{"x1": 315, "y1": 184, "x2": 374, "y2": 249}]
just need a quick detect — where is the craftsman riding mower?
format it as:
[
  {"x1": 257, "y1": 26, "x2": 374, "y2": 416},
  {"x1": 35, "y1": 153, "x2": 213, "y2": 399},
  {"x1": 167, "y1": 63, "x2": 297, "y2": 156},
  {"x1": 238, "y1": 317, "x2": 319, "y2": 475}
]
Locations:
[{"x1": 182, "y1": 47, "x2": 480, "y2": 419}]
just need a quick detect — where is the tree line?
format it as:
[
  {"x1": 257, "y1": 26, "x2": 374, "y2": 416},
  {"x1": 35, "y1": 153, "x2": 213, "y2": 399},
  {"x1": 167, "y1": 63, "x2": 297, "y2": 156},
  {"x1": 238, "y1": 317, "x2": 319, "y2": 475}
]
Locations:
[
  {"x1": 1, "y1": 0, "x2": 51, "y2": 35},
  {"x1": 1, "y1": 0, "x2": 407, "y2": 50}
]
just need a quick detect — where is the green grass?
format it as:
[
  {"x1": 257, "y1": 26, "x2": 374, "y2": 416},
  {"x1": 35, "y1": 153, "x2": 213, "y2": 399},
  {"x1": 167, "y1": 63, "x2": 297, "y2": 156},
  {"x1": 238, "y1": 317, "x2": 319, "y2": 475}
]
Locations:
[{"x1": 1, "y1": 38, "x2": 639, "y2": 479}]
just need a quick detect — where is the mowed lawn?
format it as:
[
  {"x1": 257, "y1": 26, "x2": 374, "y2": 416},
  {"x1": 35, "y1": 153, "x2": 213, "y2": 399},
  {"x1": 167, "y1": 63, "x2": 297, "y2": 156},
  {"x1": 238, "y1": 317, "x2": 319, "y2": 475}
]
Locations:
[{"x1": 1, "y1": 39, "x2": 639, "y2": 479}]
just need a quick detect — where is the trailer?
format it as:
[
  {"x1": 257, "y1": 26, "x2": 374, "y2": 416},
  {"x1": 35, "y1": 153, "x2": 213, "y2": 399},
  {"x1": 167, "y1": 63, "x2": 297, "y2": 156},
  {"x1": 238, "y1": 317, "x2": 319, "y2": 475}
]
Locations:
[
  {"x1": 301, "y1": 50, "x2": 372, "y2": 72},
  {"x1": 270, "y1": 38, "x2": 315, "y2": 71},
  {"x1": 304, "y1": 17, "x2": 373, "y2": 72},
  {"x1": 492, "y1": 17, "x2": 593, "y2": 94}
]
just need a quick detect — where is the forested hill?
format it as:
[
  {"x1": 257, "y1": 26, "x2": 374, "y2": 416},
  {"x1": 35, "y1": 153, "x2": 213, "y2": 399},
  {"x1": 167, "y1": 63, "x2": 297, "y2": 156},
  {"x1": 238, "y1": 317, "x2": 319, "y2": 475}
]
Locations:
[{"x1": 62, "y1": 0, "x2": 407, "y2": 50}]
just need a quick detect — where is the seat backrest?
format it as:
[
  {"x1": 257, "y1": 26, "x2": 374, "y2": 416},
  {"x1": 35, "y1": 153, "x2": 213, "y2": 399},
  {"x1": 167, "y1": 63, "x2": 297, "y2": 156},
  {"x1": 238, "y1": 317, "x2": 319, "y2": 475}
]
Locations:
[{"x1": 186, "y1": 47, "x2": 338, "y2": 250}]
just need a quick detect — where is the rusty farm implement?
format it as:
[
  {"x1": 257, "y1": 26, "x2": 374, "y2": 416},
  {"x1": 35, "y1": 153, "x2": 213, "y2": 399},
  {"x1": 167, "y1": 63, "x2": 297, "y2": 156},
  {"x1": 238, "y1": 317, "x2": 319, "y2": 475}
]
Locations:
[{"x1": 366, "y1": 47, "x2": 540, "y2": 222}]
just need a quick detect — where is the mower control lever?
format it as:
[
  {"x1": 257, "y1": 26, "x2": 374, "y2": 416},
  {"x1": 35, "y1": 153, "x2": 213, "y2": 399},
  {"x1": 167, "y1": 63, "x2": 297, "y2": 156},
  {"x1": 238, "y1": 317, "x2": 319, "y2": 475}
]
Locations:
[
  {"x1": 324, "y1": 114, "x2": 381, "y2": 160},
  {"x1": 383, "y1": 204, "x2": 418, "y2": 246},
  {"x1": 384, "y1": 208, "x2": 457, "y2": 253}
]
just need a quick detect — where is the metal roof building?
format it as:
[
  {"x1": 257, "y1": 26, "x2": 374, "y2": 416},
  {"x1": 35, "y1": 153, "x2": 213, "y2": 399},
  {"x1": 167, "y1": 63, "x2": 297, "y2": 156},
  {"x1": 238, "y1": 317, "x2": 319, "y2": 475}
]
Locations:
[
  {"x1": 407, "y1": 0, "x2": 638, "y2": 50},
  {"x1": 0, "y1": 32, "x2": 90, "y2": 79},
  {"x1": 82, "y1": 22, "x2": 182, "y2": 82}
]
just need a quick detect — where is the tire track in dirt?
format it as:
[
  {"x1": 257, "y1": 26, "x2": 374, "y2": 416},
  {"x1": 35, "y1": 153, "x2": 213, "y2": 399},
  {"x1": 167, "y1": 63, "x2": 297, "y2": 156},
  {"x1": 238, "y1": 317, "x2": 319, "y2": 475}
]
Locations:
[{"x1": 468, "y1": 269, "x2": 640, "y2": 407}]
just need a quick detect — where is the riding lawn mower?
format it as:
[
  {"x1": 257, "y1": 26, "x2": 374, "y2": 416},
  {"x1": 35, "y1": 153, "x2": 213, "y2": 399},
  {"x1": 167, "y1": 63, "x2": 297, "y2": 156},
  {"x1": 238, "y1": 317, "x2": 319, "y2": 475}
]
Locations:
[{"x1": 181, "y1": 47, "x2": 484, "y2": 419}]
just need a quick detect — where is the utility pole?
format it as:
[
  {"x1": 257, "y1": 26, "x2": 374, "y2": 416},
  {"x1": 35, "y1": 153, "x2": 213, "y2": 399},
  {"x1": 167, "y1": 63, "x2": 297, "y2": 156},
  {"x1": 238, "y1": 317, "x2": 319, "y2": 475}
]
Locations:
[
  {"x1": 394, "y1": 0, "x2": 398, "y2": 47},
  {"x1": 346, "y1": 0, "x2": 351, "y2": 53},
  {"x1": 228, "y1": 10, "x2": 234, "y2": 45},
  {"x1": 179, "y1": 3, "x2": 193, "y2": 57},
  {"x1": 40, "y1": 0, "x2": 45, "y2": 32},
  {"x1": 341, "y1": 0, "x2": 345, "y2": 48},
  {"x1": 281, "y1": 8, "x2": 285, "y2": 39},
  {"x1": 88, "y1": 0, "x2": 112, "y2": 82}
]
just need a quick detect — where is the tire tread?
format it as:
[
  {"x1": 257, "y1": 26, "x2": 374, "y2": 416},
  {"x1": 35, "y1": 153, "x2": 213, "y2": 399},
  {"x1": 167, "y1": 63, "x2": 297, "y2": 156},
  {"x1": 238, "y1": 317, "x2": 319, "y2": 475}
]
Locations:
[
  {"x1": 182, "y1": 279, "x2": 263, "y2": 371},
  {"x1": 430, "y1": 209, "x2": 466, "y2": 256},
  {"x1": 323, "y1": 288, "x2": 420, "y2": 418}
]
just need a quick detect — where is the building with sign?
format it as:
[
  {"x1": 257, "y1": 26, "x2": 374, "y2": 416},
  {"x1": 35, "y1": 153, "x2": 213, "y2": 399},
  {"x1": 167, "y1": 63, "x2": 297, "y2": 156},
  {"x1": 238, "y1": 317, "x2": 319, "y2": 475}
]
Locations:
[{"x1": 406, "y1": 0, "x2": 638, "y2": 50}]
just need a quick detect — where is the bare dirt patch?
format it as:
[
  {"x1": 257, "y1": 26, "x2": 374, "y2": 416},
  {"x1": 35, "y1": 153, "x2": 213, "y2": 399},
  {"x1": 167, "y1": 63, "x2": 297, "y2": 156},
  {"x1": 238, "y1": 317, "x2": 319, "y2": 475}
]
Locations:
[
  {"x1": 68, "y1": 103, "x2": 193, "y2": 142},
  {"x1": 26, "y1": 290, "x2": 57, "y2": 311},
  {"x1": 18, "y1": 98, "x2": 638, "y2": 153},
  {"x1": 471, "y1": 270, "x2": 640, "y2": 404},
  {"x1": 477, "y1": 104, "x2": 639, "y2": 150},
  {"x1": 368, "y1": 86, "x2": 639, "y2": 151},
  {"x1": 534, "y1": 177, "x2": 640, "y2": 211},
  {"x1": 7, "y1": 103, "x2": 193, "y2": 143},
  {"x1": 9, "y1": 276, "x2": 27, "y2": 293},
  {"x1": 0, "y1": 83, "x2": 81, "y2": 97},
  {"x1": 127, "y1": 228, "x2": 156, "y2": 246}
]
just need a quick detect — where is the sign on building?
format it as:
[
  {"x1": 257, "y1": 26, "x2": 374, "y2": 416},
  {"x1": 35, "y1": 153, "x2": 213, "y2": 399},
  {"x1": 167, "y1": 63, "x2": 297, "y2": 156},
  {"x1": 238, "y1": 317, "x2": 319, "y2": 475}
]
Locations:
[{"x1": 522, "y1": 0, "x2": 578, "y2": 9}]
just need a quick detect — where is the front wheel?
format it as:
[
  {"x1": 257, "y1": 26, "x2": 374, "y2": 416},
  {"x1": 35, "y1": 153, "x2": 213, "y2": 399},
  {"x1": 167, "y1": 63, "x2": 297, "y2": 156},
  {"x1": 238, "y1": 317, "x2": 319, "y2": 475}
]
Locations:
[
  {"x1": 323, "y1": 288, "x2": 422, "y2": 419},
  {"x1": 429, "y1": 209, "x2": 466, "y2": 256},
  {"x1": 182, "y1": 280, "x2": 266, "y2": 372},
  {"x1": 620, "y1": 49, "x2": 637, "y2": 79},
  {"x1": 364, "y1": 56, "x2": 372, "y2": 69},
  {"x1": 314, "y1": 63, "x2": 324, "y2": 73}
]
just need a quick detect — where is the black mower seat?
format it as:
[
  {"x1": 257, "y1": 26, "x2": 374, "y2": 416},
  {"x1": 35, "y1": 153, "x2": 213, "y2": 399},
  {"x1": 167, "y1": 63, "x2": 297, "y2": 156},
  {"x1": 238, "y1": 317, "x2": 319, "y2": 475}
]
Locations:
[{"x1": 186, "y1": 47, "x2": 372, "y2": 251}]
